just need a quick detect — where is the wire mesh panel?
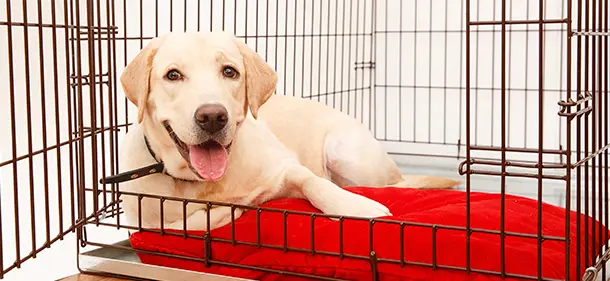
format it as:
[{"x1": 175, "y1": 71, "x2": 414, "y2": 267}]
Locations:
[
  {"x1": 459, "y1": 0, "x2": 609, "y2": 279},
  {"x1": 373, "y1": 0, "x2": 579, "y2": 160},
  {"x1": 0, "y1": 0, "x2": 101, "y2": 278},
  {"x1": 568, "y1": 0, "x2": 609, "y2": 277},
  {"x1": 116, "y1": 0, "x2": 375, "y2": 129}
]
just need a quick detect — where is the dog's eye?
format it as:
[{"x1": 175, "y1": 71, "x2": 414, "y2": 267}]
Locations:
[
  {"x1": 222, "y1": 66, "x2": 239, "y2": 79},
  {"x1": 165, "y1": 70, "x2": 183, "y2": 81}
]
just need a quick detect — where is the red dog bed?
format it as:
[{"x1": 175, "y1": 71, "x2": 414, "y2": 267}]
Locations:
[{"x1": 130, "y1": 187, "x2": 606, "y2": 281}]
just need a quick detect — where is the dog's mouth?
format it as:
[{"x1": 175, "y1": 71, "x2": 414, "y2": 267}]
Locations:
[{"x1": 164, "y1": 122, "x2": 232, "y2": 181}]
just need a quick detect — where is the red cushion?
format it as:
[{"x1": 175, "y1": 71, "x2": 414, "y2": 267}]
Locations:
[{"x1": 130, "y1": 187, "x2": 606, "y2": 281}]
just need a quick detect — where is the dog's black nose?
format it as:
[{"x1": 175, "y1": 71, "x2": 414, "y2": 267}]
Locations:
[{"x1": 194, "y1": 104, "x2": 228, "y2": 133}]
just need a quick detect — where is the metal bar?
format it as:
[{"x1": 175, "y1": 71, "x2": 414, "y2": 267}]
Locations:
[
  {"x1": 572, "y1": 31, "x2": 610, "y2": 36},
  {"x1": 536, "y1": 0, "x2": 546, "y2": 278},
  {"x1": 111, "y1": 0, "x2": 120, "y2": 231},
  {"x1": 169, "y1": 0, "x2": 173, "y2": 31},
  {"x1": 465, "y1": 0, "x2": 472, "y2": 272},
  {"x1": 292, "y1": 0, "x2": 297, "y2": 98},
  {"x1": 183, "y1": 0, "x2": 187, "y2": 31},
  {"x1": 301, "y1": 0, "x2": 306, "y2": 99},
  {"x1": 469, "y1": 145, "x2": 567, "y2": 155},
  {"x1": 428, "y1": 0, "x2": 434, "y2": 143},
  {"x1": 137, "y1": 195, "x2": 143, "y2": 232},
  {"x1": 413, "y1": 0, "x2": 418, "y2": 141},
  {"x1": 332, "y1": 0, "x2": 339, "y2": 110},
  {"x1": 85, "y1": 0, "x2": 98, "y2": 229},
  {"x1": 122, "y1": 0, "x2": 128, "y2": 133},
  {"x1": 314, "y1": 0, "x2": 320, "y2": 103},
  {"x1": 584, "y1": 0, "x2": 591, "y2": 266},
  {"x1": 183, "y1": 201, "x2": 188, "y2": 238},
  {"x1": 591, "y1": 0, "x2": 599, "y2": 264},
  {"x1": 320, "y1": 1, "x2": 326, "y2": 105},
  {"x1": 575, "y1": 0, "x2": 583, "y2": 273},
  {"x1": 596, "y1": 0, "x2": 606, "y2": 266},
  {"x1": 470, "y1": 18, "x2": 567, "y2": 25},
  {"x1": 155, "y1": 0, "x2": 158, "y2": 35},
  {"x1": 369, "y1": 219, "x2": 375, "y2": 257},
  {"x1": 432, "y1": 226, "x2": 438, "y2": 270},
  {"x1": 375, "y1": 28, "x2": 569, "y2": 34},
  {"x1": 397, "y1": 0, "x2": 402, "y2": 140},
  {"x1": 399, "y1": 223, "x2": 405, "y2": 267},
  {"x1": 229, "y1": 206, "x2": 235, "y2": 245},
  {"x1": 282, "y1": 211, "x2": 287, "y2": 251},
  {"x1": 5, "y1": 0, "x2": 21, "y2": 269},
  {"x1": 0, "y1": 125, "x2": 123, "y2": 168},
  {"x1": 310, "y1": 214, "x2": 316, "y2": 255},
  {"x1": 369, "y1": 251, "x2": 379, "y2": 281},
  {"x1": 256, "y1": 210, "x2": 261, "y2": 249},
  {"x1": 75, "y1": 0, "x2": 88, "y2": 252},
  {"x1": 380, "y1": 84, "x2": 581, "y2": 93},
  {"x1": 35, "y1": 0, "x2": 52, "y2": 248},
  {"x1": 354, "y1": 0, "x2": 361, "y2": 119},
  {"x1": 339, "y1": 217, "x2": 344, "y2": 259},
  {"x1": 469, "y1": 159, "x2": 567, "y2": 169},
  {"x1": 281, "y1": 0, "x2": 288, "y2": 97},
  {"x1": 382, "y1": 1, "x2": 388, "y2": 139},
  {"x1": 360, "y1": 0, "x2": 367, "y2": 125},
  {"x1": 500, "y1": 0, "x2": 508, "y2": 275},
  {"x1": 160, "y1": 199, "x2": 165, "y2": 236},
  {"x1": 0, "y1": 21, "x2": 106, "y2": 29},
  {"x1": 107, "y1": 0, "x2": 118, "y2": 232},
  {"x1": 594, "y1": 0, "x2": 610, "y2": 266},
  {"x1": 195, "y1": 0, "x2": 199, "y2": 31},
  {"x1": 604, "y1": 0, "x2": 609, "y2": 274},
  {"x1": 20, "y1": 0, "x2": 38, "y2": 259},
  {"x1": 205, "y1": 203, "x2": 212, "y2": 267},
  {"x1": 96, "y1": 0, "x2": 108, "y2": 225},
  {"x1": 323, "y1": 0, "x2": 330, "y2": 106},
  {"x1": 369, "y1": 0, "x2": 376, "y2": 133},
  {"x1": 467, "y1": 170, "x2": 566, "y2": 181},
  {"x1": 104, "y1": 32, "x2": 420, "y2": 41},
  {"x1": 566, "y1": 0, "x2": 573, "y2": 277},
  {"x1": 68, "y1": 0, "x2": 77, "y2": 234}
]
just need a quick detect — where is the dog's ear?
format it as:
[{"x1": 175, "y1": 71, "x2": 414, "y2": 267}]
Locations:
[
  {"x1": 121, "y1": 37, "x2": 165, "y2": 123},
  {"x1": 233, "y1": 38, "x2": 277, "y2": 119}
]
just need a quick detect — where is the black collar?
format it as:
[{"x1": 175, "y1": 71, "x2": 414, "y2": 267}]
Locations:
[{"x1": 99, "y1": 136, "x2": 197, "y2": 184}]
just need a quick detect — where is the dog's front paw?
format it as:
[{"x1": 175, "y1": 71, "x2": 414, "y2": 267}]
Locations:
[{"x1": 317, "y1": 188, "x2": 392, "y2": 218}]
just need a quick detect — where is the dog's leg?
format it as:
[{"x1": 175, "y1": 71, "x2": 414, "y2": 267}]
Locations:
[
  {"x1": 283, "y1": 165, "x2": 391, "y2": 218},
  {"x1": 324, "y1": 129, "x2": 403, "y2": 187},
  {"x1": 165, "y1": 206, "x2": 244, "y2": 231},
  {"x1": 324, "y1": 129, "x2": 460, "y2": 189},
  {"x1": 389, "y1": 175, "x2": 461, "y2": 189}
]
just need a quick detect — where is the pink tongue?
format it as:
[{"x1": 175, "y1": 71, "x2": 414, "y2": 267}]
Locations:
[{"x1": 188, "y1": 142, "x2": 228, "y2": 181}]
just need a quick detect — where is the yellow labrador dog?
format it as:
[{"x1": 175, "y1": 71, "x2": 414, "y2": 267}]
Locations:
[{"x1": 118, "y1": 31, "x2": 458, "y2": 231}]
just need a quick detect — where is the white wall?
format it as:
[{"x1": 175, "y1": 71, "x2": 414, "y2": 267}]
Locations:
[{"x1": 0, "y1": 0, "x2": 600, "y2": 280}]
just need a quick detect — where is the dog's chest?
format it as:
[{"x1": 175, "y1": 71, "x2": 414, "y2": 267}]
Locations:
[{"x1": 173, "y1": 176, "x2": 280, "y2": 207}]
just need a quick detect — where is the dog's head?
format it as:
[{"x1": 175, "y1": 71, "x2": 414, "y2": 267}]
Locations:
[{"x1": 121, "y1": 31, "x2": 277, "y2": 181}]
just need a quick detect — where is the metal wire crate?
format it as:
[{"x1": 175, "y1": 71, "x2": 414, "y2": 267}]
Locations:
[{"x1": 0, "y1": 0, "x2": 608, "y2": 280}]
